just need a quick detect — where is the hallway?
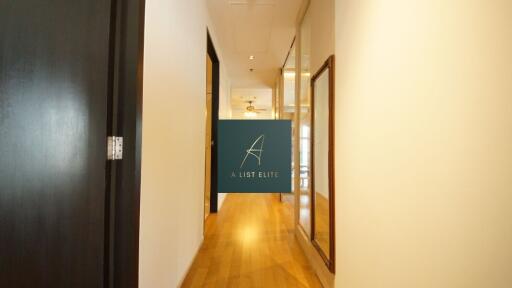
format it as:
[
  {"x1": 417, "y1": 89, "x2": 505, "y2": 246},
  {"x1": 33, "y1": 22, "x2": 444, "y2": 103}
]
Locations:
[
  {"x1": 182, "y1": 194, "x2": 321, "y2": 287},
  {"x1": 2, "y1": 0, "x2": 512, "y2": 287}
]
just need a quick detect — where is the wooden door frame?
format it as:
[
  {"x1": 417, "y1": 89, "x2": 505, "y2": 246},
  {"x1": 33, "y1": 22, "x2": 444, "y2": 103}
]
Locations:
[
  {"x1": 106, "y1": 0, "x2": 145, "y2": 287},
  {"x1": 204, "y1": 54, "x2": 213, "y2": 222},
  {"x1": 207, "y1": 31, "x2": 220, "y2": 213}
]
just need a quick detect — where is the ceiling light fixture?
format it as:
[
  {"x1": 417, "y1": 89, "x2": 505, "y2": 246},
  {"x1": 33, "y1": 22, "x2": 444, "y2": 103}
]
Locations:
[{"x1": 249, "y1": 55, "x2": 255, "y2": 60}]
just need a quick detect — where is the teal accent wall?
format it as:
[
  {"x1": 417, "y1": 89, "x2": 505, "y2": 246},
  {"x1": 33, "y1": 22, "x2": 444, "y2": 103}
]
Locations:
[{"x1": 218, "y1": 120, "x2": 292, "y2": 193}]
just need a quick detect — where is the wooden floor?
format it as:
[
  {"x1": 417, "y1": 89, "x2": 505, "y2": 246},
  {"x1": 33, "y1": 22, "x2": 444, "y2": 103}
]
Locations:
[{"x1": 181, "y1": 193, "x2": 322, "y2": 288}]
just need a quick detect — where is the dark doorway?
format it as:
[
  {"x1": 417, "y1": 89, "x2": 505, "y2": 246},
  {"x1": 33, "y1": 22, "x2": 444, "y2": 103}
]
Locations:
[
  {"x1": 207, "y1": 31, "x2": 220, "y2": 213},
  {"x1": 0, "y1": 1, "x2": 144, "y2": 287}
]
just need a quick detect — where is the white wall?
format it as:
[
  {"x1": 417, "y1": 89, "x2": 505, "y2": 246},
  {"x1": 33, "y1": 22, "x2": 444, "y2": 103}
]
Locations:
[
  {"x1": 140, "y1": 0, "x2": 230, "y2": 287},
  {"x1": 219, "y1": 65, "x2": 232, "y2": 120},
  {"x1": 334, "y1": 1, "x2": 512, "y2": 287},
  {"x1": 309, "y1": 0, "x2": 334, "y2": 74},
  {"x1": 218, "y1": 62, "x2": 231, "y2": 209}
]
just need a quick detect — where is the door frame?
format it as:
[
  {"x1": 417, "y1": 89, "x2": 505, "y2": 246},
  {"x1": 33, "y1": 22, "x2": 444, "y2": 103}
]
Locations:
[
  {"x1": 207, "y1": 31, "x2": 220, "y2": 213},
  {"x1": 106, "y1": 0, "x2": 145, "y2": 287}
]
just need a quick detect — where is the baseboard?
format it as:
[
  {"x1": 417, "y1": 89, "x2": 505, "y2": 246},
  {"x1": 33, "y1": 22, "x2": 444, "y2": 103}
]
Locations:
[{"x1": 176, "y1": 235, "x2": 204, "y2": 288}]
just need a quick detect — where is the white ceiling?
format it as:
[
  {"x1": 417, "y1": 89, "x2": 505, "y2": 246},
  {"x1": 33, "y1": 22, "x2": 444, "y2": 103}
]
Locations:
[{"x1": 207, "y1": 0, "x2": 302, "y2": 88}]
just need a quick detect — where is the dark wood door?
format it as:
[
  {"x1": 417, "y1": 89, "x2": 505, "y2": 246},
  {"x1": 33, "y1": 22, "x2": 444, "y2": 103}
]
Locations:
[{"x1": 0, "y1": 1, "x2": 113, "y2": 287}]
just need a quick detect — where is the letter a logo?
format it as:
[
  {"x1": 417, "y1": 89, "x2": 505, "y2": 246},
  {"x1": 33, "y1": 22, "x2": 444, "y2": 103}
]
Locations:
[{"x1": 240, "y1": 135, "x2": 265, "y2": 168}]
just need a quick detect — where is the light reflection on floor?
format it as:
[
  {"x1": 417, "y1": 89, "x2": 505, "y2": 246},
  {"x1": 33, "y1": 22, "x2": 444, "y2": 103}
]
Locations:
[{"x1": 238, "y1": 224, "x2": 258, "y2": 245}]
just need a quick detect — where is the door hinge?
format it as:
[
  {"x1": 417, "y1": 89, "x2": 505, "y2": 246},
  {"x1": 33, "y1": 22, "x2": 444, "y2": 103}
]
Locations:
[{"x1": 107, "y1": 136, "x2": 123, "y2": 160}]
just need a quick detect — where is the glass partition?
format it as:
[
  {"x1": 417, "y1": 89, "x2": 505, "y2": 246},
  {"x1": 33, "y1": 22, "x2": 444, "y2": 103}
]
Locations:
[
  {"x1": 298, "y1": 8, "x2": 312, "y2": 236},
  {"x1": 281, "y1": 40, "x2": 296, "y2": 205}
]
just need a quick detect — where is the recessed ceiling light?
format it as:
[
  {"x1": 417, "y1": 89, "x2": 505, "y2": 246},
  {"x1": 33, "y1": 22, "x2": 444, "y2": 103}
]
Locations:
[{"x1": 249, "y1": 55, "x2": 255, "y2": 60}]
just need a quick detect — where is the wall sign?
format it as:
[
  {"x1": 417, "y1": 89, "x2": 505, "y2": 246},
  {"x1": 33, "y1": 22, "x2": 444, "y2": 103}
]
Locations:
[{"x1": 218, "y1": 120, "x2": 292, "y2": 193}]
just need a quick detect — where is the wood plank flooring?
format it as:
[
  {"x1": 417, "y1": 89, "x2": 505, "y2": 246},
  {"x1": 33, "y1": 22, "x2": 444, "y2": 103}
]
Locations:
[{"x1": 181, "y1": 193, "x2": 322, "y2": 288}]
